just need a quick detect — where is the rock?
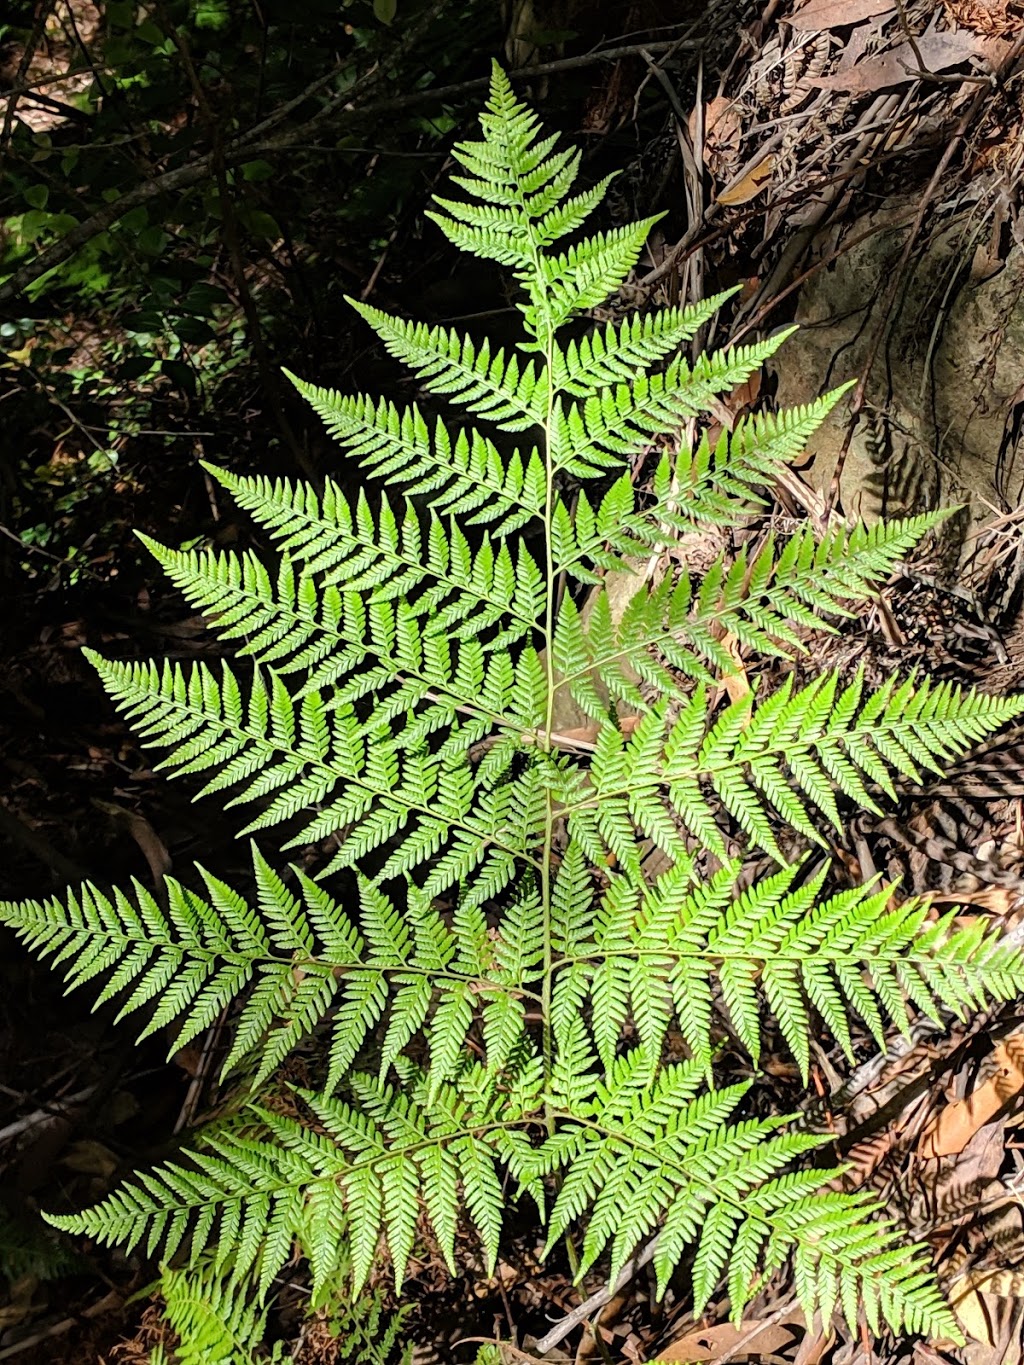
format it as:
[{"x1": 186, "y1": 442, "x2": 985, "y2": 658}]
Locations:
[{"x1": 771, "y1": 200, "x2": 1024, "y2": 566}]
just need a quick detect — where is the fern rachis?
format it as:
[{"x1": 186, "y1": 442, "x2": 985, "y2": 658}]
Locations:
[{"x1": 4, "y1": 63, "x2": 1024, "y2": 1354}]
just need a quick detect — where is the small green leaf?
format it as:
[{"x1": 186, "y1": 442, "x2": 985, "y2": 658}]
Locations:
[
  {"x1": 241, "y1": 209, "x2": 281, "y2": 239},
  {"x1": 172, "y1": 316, "x2": 216, "y2": 345}
]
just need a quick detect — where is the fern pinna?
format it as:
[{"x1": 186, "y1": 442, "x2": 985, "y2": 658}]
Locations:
[{"x1": 4, "y1": 64, "x2": 1024, "y2": 1347}]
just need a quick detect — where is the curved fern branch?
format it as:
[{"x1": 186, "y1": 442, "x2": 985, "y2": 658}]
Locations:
[
  {"x1": 142, "y1": 536, "x2": 544, "y2": 720},
  {"x1": 0, "y1": 849, "x2": 539, "y2": 1092},
  {"x1": 82, "y1": 650, "x2": 541, "y2": 888},
  {"x1": 573, "y1": 671, "x2": 1024, "y2": 862},
  {"x1": 553, "y1": 511, "x2": 950, "y2": 699},
  {"x1": 271, "y1": 388, "x2": 545, "y2": 533},
  {"x1": 554, "y1": 855, "x2": 1024, "y2": 1078}
]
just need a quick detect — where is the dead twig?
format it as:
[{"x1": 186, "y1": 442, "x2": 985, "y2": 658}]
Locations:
[
  {"x1": 0, "y1": 1084, "x2": 96, "y2": 1145},
  {"x1": 715, "y1": 1300, "x2": 800, "y2": 1365},
  {"x1": 0, "y1": 0, "x2": 57, "y2": 163},
  {"x1": 534, "y1": 1239, "x2": 659, "y2": 1356}
]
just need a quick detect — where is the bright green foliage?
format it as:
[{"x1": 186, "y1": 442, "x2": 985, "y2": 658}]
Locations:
[
  {"x1": 574, "y1": 671, "x2": 1023, "y2": 863},
  {"x1": 7, "y1": 849, "x2": 1022, "y2": 1100},
  {"x1": 560, "y1": 857, "x2": 1024, "y2": 1080},
  {"x1": 4, "y1": 64, "x2": 1023, "y2": 1348},
  {"x1": 474, "y1": 1350, "x2": 506, "y2": 1365},
  {"x1": 152, "y1": 1257, "x2": 409, "y2": 1364},
  {"x1": 154, "y1": 1263, "x2": 279, "y2": 1364}
]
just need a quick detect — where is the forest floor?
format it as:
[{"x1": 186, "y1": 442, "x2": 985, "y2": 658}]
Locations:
[{"x1": 6, "y1": 0, "x2": 1024, "y2": 1362}]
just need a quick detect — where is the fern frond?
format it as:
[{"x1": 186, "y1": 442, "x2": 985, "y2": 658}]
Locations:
[
  {"x1": 552, "y1": 289, "x2": 737, "y2": 396},
  {"x1": 0, "y1": 848, "x2": 539, "y2": 1093},
  {"x1": 424, "y1": 63, "x2": 660, "y2": 351},
  {"x1": 19, "y1": 64, "x2": 1015, "y2": 1347},
  {"x1": 576, "y1": 672, "x2": 1024, "y2": 861},
  {"x1": 563, "y1": 859, "x2": 1024, "y2": 1077},
  {"x1": 422, "y1": 66, "x2": 598, "y2": 278},
  {"x1": 685, "y1": 512, "x2": 949, "y2": 659},
  {"x1": 47, "y1": 1066, "x2": 957, "y2": 1340},
  {"x1": 47, "y1": 1120, "x2": 317, "y2": 1298},
  {"x1": 142, "y1": 530, "x2": 545, "y2": 701},
  {"x1": 538, "y1": 1052, "x2": 957, "y2": 1337},
  {"x1": 557, "y1": 510, "x2": 947, "y2": 693},
  {"x1": 273, "y1": 387, "x2": 544, "y2": 533},
  {"x1": 660, "y1": 385, "x2": 854, "y2": 527},
  {"x1": 47, "y1": 1067, "x2": 542, "y2": 1296},
  {"x1": 80, "y1": 650, "x2": 542, "y2": 880},
  {"x1": 550, "y1": 334, "x2": 792, "y2": 479},
  {"x1": 157, "y1": 1262, "x2": 270, "y2": 1365},
  {"x1": 537, "y1": 217, "x2": 663, "y2": 340},
  {"x1": 347, "y1": 303, "x2": 548, "y2": 432}
]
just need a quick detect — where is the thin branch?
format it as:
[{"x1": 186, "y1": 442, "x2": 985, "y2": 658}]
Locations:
[
  {"x1": 0, "y1": 0, "x2": 58, "y2": 163},
  {"x1": 534, "y1": 1238, "x2": 659, "y2": 1355},
  {"x1": 158, "y1": 3, "x2": 315, "y2": 479},
  {"x1": 0, "y1": 37, "x2": 706, "y2": 307}
]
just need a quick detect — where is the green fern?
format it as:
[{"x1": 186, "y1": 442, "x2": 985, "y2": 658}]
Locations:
[
  {"x1": 155, "y1": 1263, "x2": 277, "y2": 1365},
  {"x1": 0, "y1": 1206, "x2": 78, "y2": 1284},
  {"x1": 4, "y1": 62, "x2": 1022, "y2": 1349},
  {"x1": 152, "y1": 1257, "x2": 408, "y2": 1364},
  {"x1": 474, "y1": 1349, "x2": 505, "y2": 1365}
]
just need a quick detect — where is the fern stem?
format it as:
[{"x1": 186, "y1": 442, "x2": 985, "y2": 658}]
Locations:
[{"x1": 523, "y1": 164, "x2": 560, "y2": 1133}]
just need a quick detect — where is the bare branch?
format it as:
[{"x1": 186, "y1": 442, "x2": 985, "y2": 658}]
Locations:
[{"x1": 0, "y1": 36, "x2": 702, "y2": 307}]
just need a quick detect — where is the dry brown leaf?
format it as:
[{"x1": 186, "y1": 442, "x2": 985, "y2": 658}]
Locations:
[
  {"x1": 691, "y1": 96, "x2": 742, "y2": 181},
  {"x1": 944, "y1": 0, "x2": 1024, "y2": 36},
  {"x1": 791, "y1": 0, "x2": 895, "y2": 28},
  {"x1": 928, "y1": 885, "x2": 1021, "y2": 913},
  {"x1": 810, "y1": 30, "x2": 1010, "y2": 91},
  {"x1": 945, "y1": 1260, "x2": 1024, "y2": 1346},
  {"x1": 909, "y1": 1119, "x2": 1004, "y2": 1228},
  {"x1": 837, "y1": 1128, "x2": 898, "y2": 1187},
  {"x1": 949, "y1": 1282, "x2": 999, "y2": 1345},
  {"x1": 689, "y1": 95, "x2": 731, "y2": 149},
  {"x1": 716, "y1": 154, "x2": 775, "y2": 205},
  {"x1": 919, "y1": 1036, "x2": 1024, "y2": 1158},
  {"x1": 719, "y1": 632, "x2": 751, "y2": 704},
  {"x1": 703, "y1": 372, "x2": 763, "y2": 448},
  {"x1": 656, "y1": 1320, "x2": 797, "y2": 1362},
  {"x1": 723, "y1": 371, "x2": 762, "y2": 421}
]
